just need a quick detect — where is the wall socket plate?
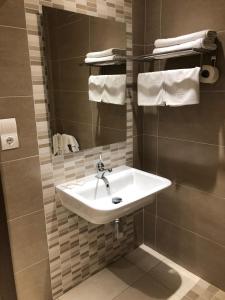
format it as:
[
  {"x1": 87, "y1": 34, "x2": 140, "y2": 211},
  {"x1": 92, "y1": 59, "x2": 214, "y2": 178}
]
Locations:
[{"x1": 0, "y1": 118, "x2": 19, "y2": 150}]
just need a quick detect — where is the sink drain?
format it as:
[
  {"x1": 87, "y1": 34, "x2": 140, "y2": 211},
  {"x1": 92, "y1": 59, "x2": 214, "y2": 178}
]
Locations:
[{"x1": 112, "y1": 197, "x2": 122, "y2": 204}]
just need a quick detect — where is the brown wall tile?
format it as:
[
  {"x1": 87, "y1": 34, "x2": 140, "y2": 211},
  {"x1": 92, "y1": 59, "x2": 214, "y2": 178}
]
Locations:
[
  {"x1": 0, "y1": 27, "x2": 33, "y2": 97},
  {"x1": 132, "y1": 0, "x2": 145, "y2": 45},
  {"x1": 0, "y1": 97, "x2": 38, "y2": 162},
  {"x1": 15, "y1": 259, "x2": 52, "y2": 300},
  {"x1": 143, "y1": 106, "x2": 158, "y2": 136},
  {"x1": 158, "y1": 92, "x2": 225, "y2": 146},
  {"x1": 9, "y1": 210, "x2": 48, "y2": 272},
  {"x1": 1, "y1": 156, "x2": 43, "y2": 220},
  {"x1": 142, "y1": 1, "x2": 225, "y2": 289},
  {"x1": 93, "y1": 126, "x2": 126, "y2": 147},
  {"x1": 92, "y1": 102, "x2": 127, "y2": 131},
  {"x1": 0, "y1": 0, "x2": 26, "y2": 28},
  {"x1": 158, "y1": 137, "x2": 225, "y2": 198},
  {"x1": 54, "y1": 91, "x2": 92, "y2": 125},
  {"x1": 142, "y1": 135, "x2": 157, "y2": 173},
  {"x1": 62, "y1": 120, "x2": 93, "y2": 149},
  {"x1": 144, "y1": 210, "x2": 156, "y2": 248},
  {"x1": 133, "y1": 209, "x2": 144, "y2": 247},
  {"x1": 90, "y1": 17, "x2": 126, "y2": 51},
  {"x1": 156, "y1": 217, "x2": 225, "y2": 290},
  {"x1": 46, "y1": 11, "x2": 90, "y2": 60},
  {"x1": 157, "y1": 183, "x2": 225, "y2": 247},
  {"x1": 161, "y1": 0, "x2": 225, "y2": 37},
  {"x1": 133, "y1": 135, "x2": 143, "y2": 169},
  {"x1": 56, "y1": 57, "x2": 89, "y2": 92},
  {"x1": 145, "y1": 0, "x2": 161, "y2": 45}
]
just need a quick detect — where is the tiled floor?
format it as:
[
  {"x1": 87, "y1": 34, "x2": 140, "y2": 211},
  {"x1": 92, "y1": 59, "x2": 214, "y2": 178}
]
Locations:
[{"x1": 59, "y1": 244, "x2": 225, "y2": 300}]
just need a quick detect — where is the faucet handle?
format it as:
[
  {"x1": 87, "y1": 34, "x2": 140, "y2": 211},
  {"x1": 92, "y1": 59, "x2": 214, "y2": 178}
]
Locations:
[{"x1": 96, "y1": 154, "x2": 105, "y2": 171}]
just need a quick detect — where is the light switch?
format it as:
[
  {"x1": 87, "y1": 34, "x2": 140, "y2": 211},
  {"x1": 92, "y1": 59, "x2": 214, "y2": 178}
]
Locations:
[{"x1": 0, "y1": 118, "x2": 19, "y2": 150}]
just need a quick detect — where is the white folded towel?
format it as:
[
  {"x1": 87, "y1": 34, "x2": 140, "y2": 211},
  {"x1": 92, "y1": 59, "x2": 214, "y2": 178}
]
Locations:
[
  {"x1": 164, "y1": 67, "x2": 200, "y2": 106},
  {"x1": 138, "y1": 67, "x2": 200, "y2": 107},
  {"x1": 138, "y1": 71, "x2": 165, "y2": 106},
  {"x1": 86, "y1": 48, "x2": 126, "y2": 58},
  {"x1": 85, "y1": 55, "x2": 125, "y2": 65},
  {"x1": 154, "y1": 30, "x2": 217, "y2": 48},
  {"x1": 89, "y1": 75, "x2": 126, "y2": 105},
  {"x1": 89, "y1": 75, "x2": 106, "y2": 103},
  {"x1": 52, "y1": 133, "x2": 63, "y2": 156},
  {"x1": 62, "y1": 134, "x2": 79, "y2": 153},
  {"x1": 153, "y1": 38, "x2": 217, "y2": 55}
]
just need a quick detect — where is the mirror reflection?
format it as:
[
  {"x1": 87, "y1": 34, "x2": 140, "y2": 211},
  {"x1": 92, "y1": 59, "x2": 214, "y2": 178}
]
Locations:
[{"x1": 43, "y1": 7, "x2": 127, "y2": 155}]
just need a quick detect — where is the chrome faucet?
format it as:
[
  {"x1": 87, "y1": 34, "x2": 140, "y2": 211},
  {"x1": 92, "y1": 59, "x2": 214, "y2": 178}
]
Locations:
[{"x1": 96, "y1": 155, "x2": 112, "y2": 193}]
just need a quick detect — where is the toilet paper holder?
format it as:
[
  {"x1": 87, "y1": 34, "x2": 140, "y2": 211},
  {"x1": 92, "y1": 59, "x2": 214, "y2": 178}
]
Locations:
[{"x1": 199, "y1": 55, "x2": 219, "y2": 84}]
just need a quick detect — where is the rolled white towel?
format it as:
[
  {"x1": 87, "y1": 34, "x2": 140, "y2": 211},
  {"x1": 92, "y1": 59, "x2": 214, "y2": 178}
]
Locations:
[
  {"x1": 85, "y1": 55, "x2": 125, "y2": 64},
  {"x1": 153, "y1": 38, "x2": 217, "y2": 55},
  {"x1": 86, "y1": 48, "x2": 126, "y2": 58},
  {"x1": 154, "y1": 30, "x2": 217, "y2": 48}
]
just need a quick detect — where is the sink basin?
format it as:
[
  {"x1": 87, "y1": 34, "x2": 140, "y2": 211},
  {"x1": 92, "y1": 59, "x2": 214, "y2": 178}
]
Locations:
[{"x1": 56, "y1": 166, "x2": 171, "y2": 224}]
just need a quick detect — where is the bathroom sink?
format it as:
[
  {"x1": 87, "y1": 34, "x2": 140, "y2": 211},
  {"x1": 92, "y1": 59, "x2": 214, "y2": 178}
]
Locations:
[{"x1": 56, "y1": 166, "x2": 171, "y2": 224}]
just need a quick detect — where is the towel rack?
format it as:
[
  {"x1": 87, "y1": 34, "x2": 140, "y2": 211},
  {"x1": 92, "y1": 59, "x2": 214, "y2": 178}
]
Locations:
[{"x1": 135, "y1": 48, "x2": 216, "y2": 62}]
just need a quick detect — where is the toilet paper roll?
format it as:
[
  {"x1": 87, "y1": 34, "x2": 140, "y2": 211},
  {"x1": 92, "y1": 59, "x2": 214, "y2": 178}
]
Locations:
[{"x1": 200, "y1": 65, "x2": 219, "y2": 84}]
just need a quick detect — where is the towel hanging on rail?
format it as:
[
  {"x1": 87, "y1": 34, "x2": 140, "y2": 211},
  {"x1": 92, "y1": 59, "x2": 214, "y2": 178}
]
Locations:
[
  {"x1": 89, "y1": 75, "x2": 126, "y2": 105},
  {"x1": 138, "y1": 67, "x2": 200, "y2": 107}
]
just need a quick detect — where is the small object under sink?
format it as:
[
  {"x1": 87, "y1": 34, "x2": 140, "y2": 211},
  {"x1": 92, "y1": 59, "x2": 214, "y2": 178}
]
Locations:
[{"x1": 56, "y1": 166, "x2": 171, "y2": 224}]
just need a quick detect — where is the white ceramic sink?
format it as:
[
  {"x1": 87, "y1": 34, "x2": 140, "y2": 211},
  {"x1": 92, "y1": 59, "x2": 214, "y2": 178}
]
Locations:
[{"x1": 56, "y1": 166, "x2": 171, "y2": 224}]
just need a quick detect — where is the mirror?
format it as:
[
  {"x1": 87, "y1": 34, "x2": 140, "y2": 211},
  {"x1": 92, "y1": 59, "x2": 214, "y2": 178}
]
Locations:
[{"x1": 42, "y1": 7, "x2": 127, "y2": 155}]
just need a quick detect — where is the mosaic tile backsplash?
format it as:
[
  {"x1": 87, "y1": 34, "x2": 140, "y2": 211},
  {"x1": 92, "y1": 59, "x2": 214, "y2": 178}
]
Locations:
[{"x1": 24, "y1": 0, "x2": 133, "y2": 298}]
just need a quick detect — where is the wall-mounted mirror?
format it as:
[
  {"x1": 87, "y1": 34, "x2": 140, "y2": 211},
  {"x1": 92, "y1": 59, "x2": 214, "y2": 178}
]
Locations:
[{"x1": 42, "y1": 7, "x2": 127, "y2": 155}]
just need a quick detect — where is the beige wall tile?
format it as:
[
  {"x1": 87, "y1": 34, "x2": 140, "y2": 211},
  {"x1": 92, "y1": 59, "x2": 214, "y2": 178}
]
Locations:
[
  {"x1": 156, "y1": 217, "x2": 225, "y2": 290},
  {"x1": 0, "y1": 27, "x2": 33, "y2": 97},
  {"x1": 9, "y1": 210, "x2": 48, "y2": 272},
  {"x1": 0, "y1": 0, "x2": 26, "y2": 28},
  {"x1": 1, "y1": 156, "x2": 43, "y2": 220},
  {"x1": 15, "y1": 259, "x2": 52, "y2": 300}
]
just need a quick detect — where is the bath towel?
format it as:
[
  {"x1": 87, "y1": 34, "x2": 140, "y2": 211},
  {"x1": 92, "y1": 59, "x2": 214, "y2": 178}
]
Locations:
[
  {"x1": 153, "y1": 38, "x2": 217, "y2": 55},
  {"x1": 86, "y1": 48, "x2": 126, "y2": 58},
  {"x1": 154, "y1": 30, "x2": 217, "y2": 48}
]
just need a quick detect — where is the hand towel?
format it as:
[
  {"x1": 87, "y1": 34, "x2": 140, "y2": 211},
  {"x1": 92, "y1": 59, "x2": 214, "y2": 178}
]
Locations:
[
  {"x1": 164, "y1": 67, "x2": 200, "y2": 106},
  {"x1": 153, "y1": 38, "x2": 217, "y2": 55},
  {"x1": 62, "y1": 134, "x2": 80, "y2": 153},
  {"x1": 89, "y1": 75, "x2": 126, "y2": 105},
  {"x1": 102, "y1": 74, "x2": 126, "y2": 105},
  {"x1": 85, "y1": 55, "x2": 125, "y2": 65},
  {"x1": 53, "y1": 134, "x2": 59, "y2": 156},
  {"x1": 67, "y1": 135, "x2": 79, "y2": 153},
  {"x1": 153, "y1": 39, "x2": 217, "y2": 54},
  {"x1": 138, "y1": 71, "x2": 165, "y2": 106},
  {"x1": 86, "y1": 48, "x2": 126, "y2": 58},
  {"x1": 154, "y1": 30, "x2": 217, "y2": 48},
  {"x1": 138, "y1": 68, "x2": 200, "y2": 106},
  {"x1": 53, "y1": 133, "x2": 63, "y2": 156},
  {"x1": 89, "y1": 75, "x2": 106, "y2": 102}
]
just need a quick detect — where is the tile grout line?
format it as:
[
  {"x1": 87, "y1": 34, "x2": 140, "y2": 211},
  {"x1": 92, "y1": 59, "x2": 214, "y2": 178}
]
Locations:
[{"x1": 157, "y1": 216, "x2": 225, "y2": 251}]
